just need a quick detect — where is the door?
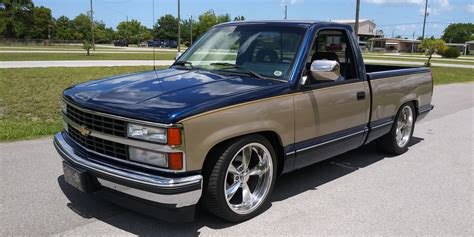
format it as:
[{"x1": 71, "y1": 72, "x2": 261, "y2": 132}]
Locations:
[{"x1": 293, "y1": 28, "x2": 370, "y2": 169}]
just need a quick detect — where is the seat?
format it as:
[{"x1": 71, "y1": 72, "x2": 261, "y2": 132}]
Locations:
[
  {"x1": 255, "y1": 49, "x2": 279, "y2": 63},
  {"x1": 311, "y1": 51, "x2": 340, "y2": 63}
]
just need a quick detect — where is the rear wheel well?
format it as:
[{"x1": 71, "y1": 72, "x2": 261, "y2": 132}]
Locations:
[
  {"x1": 201, "y1": 131, "x2": 285, "y2": 183},
  {"x1": 406, "y1": 100, "x2": 418, "y2": 120}
]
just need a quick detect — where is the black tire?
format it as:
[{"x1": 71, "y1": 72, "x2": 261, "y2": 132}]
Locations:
[
  {"x1": 377, "y1": 103, "x2": 416, "y2": 155},
  {"x1": 202, "y1": 134, "x2": 277, "y2": 222}
]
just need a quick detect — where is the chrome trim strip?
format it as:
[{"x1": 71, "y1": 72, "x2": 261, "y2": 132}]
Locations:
[
  {"x1": 371, "y1": 120, "x2": 393, "y2": 129},
  {"x1": 54, "y1": 133, "x2": 202, "y2": 189},
  {"x1": 97, "y1": 178, "x2": 202, "y2": 208},
  {"x1": 286, "y1": 129, "x2": 367, "y2": 156},
  {"x1": 63, "y1": 98, "x2": 181, "y2": 128}
]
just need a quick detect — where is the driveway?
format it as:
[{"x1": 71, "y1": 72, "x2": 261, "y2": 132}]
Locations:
[{"x1": 1, "y1": 83, "x2": 473, "y2": 236}]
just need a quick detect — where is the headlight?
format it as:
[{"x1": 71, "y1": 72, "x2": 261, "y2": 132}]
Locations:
[
  {"x1": 127, "y1": 123, "x2": 167, "y2": 143},
  {"x1": 60, "y1": 100, "x2": 67, "y2": 114},
  {"x1": 129, "y1": 147, "x2": 168, "y2": 168},
  {"x1": 129, "y1": 147, "x2": 183, "y2": 170}
]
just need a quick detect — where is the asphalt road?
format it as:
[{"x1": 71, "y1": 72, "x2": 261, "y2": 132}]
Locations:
[{"x1": 1, "y1": 83, "x2": 473, "y2": 236}]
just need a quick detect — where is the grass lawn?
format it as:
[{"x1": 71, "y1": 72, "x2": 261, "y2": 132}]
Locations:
[
  {"x1": 431, "y1": 67, "x2": 474, "y2": 85},
  {"x1": 0, "y1": 52, "x2": 175, "y2": 61},
  {"x1": 0, "y1": 65, "x2": 472, "y2": 142},
  {"x1": 363, "y1": 56, "x2": 474, "y2": 65},
  {"x1": 0, "y1": 66, "x2": 165, "y2": 141}
]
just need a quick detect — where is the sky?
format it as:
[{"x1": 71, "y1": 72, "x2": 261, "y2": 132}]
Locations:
[{"x1": 33, "y1": 0, "x2": 474, "y2": 38}]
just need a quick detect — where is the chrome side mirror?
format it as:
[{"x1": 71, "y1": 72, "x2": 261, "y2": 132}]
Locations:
[
  {"x1": 299, "y1": 76, "x2": 309, "y2": 87},
  {"x1": 310, "y1": 60, "x2": 341, "y2": 82},
  {"x1": 175, "y1": 52, "x2": 183, "y2": 60}
]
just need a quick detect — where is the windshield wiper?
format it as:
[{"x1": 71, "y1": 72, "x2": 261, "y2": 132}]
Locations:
[
  {"x1": 172, "y1": 61, "x2": 194, "y2": 69},
  {"x1": 210, "y1": 63, "x2": 267, "y2": 80}
]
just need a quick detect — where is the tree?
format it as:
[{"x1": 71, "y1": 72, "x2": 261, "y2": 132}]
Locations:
[
  {"x1": 116, "y1": 19, "x2": 151, "y2": 44},
  {"x1": 53, "y1": 16, "x2": 74, "y2": 40},
  {"x1": 28, "y1": 6, "x2": 53, "y2": 39},
  {"x1": 441, "y1": 23, "x2": 474, "y2": 43},
  {"x1": 72, "y1": 13, "x2": 92, "y2": 40},
  {"x1": 153, "y1": 14, "x2": 178, "y2": 40},
  {"x1": 82, "y1": 40, "x2": 92, "y2": 56},
  {"x1": 195, "y1": 10, "x2": 231, "y2": 40},
  {"x1": 0, "y1": 0, "x2": 53, "y2": 39},
  {"x1": 419, "y1": 39, "x2": 447, "y2": 66},
  {"x1": 94, "y1": 21, "x2": 115, "y2": 43}
]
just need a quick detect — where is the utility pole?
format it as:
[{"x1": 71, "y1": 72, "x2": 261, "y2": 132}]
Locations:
[
  {"x1": 126, "y1": 15, "x2": 129, "y2": 43},
  {"x1": 354, "y1": 0, "x2": 360, "y2": 42},
  {"x1": 284, "y1": 5, "x2": 287, "y2": 19},
  {"x1": 190, "y1": 15, "x2": 193, "y2": 45},
  {"x1": 411, "y1": 31, "x2": 415, "y2": 53},
  {"x1": 421, "y1": 0, "x2": 428, "y2": 40},
  {"x1": 392, "y1": 29, "x2": 394, "y2": 38},
  {"x1": 90, "y1": 0, "x2": 95, "y2": 50},
  {"x1": 177, "y1": 0, "x2": 181, "y2": 52}
]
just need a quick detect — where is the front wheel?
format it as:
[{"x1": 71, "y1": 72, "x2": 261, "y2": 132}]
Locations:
[
  {"x1": 203, "y1": 135, "x2": 277, "y2": 222},
  {"x1": 377, "y1": 103, "x2": 416, "y2": 155}
]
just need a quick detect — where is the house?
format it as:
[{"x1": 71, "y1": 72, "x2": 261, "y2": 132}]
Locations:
[
  {"x1": 333, "y1": 19, "x2": 383, "y2": 49},
  {"x1": 464, "y1": 41, "x2": 474, "y2": 55},
  {"x1": 445, "y1": 43, "x2": 467, "y2": 55},
  {"x1": 371, "y1": 38, "x2": 421, "y2": 53}
]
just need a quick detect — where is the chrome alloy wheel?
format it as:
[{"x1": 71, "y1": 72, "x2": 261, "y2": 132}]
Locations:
[
  {"x1": 224, "y1": 143, "x2": 273, "y2": 215},
  {"x1": 396, "y1": 105, "x2": 414, "y2": 147}
]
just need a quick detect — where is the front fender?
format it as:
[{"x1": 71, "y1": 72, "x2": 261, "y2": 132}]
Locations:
[{"x1": 179, "y1": 94, "x2": 295, "y2": 171}]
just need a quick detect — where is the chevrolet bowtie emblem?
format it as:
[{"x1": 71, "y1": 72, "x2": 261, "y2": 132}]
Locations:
[{"x1": 79, "y1": 125, "x2": 91, "y2": 137}]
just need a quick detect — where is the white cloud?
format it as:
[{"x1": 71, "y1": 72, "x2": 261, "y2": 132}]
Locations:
[
  {"x1": 280, "y1": 0, "x2": 304, "y2": 6},
  {"x1": 396, "y1": 24, "x2": 418, "y2": 31},
  {"x1": 364, "y1": 0, "x2": 424, "y2": 5},
  {"x1": 438, "y1": 0, "x2": 450, "y2": 8},
  {"x1": 468, "y1": 4, "x2": 474, "y2": 13},
  {"x1": 365, "y1": 0, "x2": 452, "y2": 15}
]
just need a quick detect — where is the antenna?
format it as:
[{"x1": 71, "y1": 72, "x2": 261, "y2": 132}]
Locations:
[{"x1": 153, "y1": 0, "x2": 156, "y2": 71}]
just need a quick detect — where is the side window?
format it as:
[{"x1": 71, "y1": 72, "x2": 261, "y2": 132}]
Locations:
[{"x1": 305, "y1": 29, "x2": 358, "y2": 83}]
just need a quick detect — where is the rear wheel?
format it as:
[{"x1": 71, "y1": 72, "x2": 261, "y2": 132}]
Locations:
[
  {"x1": 203, "y1": 135, "x2": 277, "y2": 222},
  {"x1": 377, "y1": 103, "x2": 415, "y2": 155}
]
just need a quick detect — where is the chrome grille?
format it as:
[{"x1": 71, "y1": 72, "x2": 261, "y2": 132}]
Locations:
[
  {"x1": 66, "y1": 104, "x2": 126, "y2": 137},
  {"x1": 67, "y1": 126, "x2": 129, "y2": 160}
]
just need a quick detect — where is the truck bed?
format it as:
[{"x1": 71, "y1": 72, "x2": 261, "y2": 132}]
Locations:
[{"x1": 365, "y1": 64, "x2": 430, "y2": 80}]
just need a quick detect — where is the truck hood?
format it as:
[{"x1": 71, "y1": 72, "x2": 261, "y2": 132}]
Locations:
[{"x1": 64, "y1": 69, "x2": 289, "y2": 124}]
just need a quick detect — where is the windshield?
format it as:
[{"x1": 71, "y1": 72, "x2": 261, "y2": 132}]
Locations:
[{"x1": 175, "y1": 24, "x2": 307, "y2": 80}]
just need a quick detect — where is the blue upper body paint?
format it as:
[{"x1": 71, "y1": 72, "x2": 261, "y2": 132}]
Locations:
[{"x1": 63, "y1": 21, "x2": 355, "y2": 124}]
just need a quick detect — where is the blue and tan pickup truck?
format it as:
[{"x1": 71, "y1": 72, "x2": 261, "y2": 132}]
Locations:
[{"x1": 54, "y1": 20, "x2": 434, "y2": 222}]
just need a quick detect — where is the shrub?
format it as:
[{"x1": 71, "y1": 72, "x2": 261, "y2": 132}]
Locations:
[{"x1": 441, "y1": 47, "x2": 461, "y2": 58}]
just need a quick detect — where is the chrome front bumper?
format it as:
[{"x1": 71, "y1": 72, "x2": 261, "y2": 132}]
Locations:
[{"x1": 53, "y1": 132, "x2": 203, "y2": 208}]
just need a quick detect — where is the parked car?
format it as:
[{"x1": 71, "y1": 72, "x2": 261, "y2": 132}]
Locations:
[
  {"x1": 54, "y1": 20, "x2": 433, "y2": 223},
  {"x1": 138, "y1": 41, "x2": 148, "y2": 47},
  {"x1": 147, "y1": 39, "x2": 178, "y2": 48},
  {"x1": 113, "y1": 39, "x2": 128, "y2": 47}
]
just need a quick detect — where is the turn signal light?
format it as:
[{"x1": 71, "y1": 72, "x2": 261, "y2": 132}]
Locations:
[
  {"x1": 167, "y1": 128, "x2": 182, "y2": 145},
  {"x1": 168, "y1": 153, "x2": 183, "y2": 170}
]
